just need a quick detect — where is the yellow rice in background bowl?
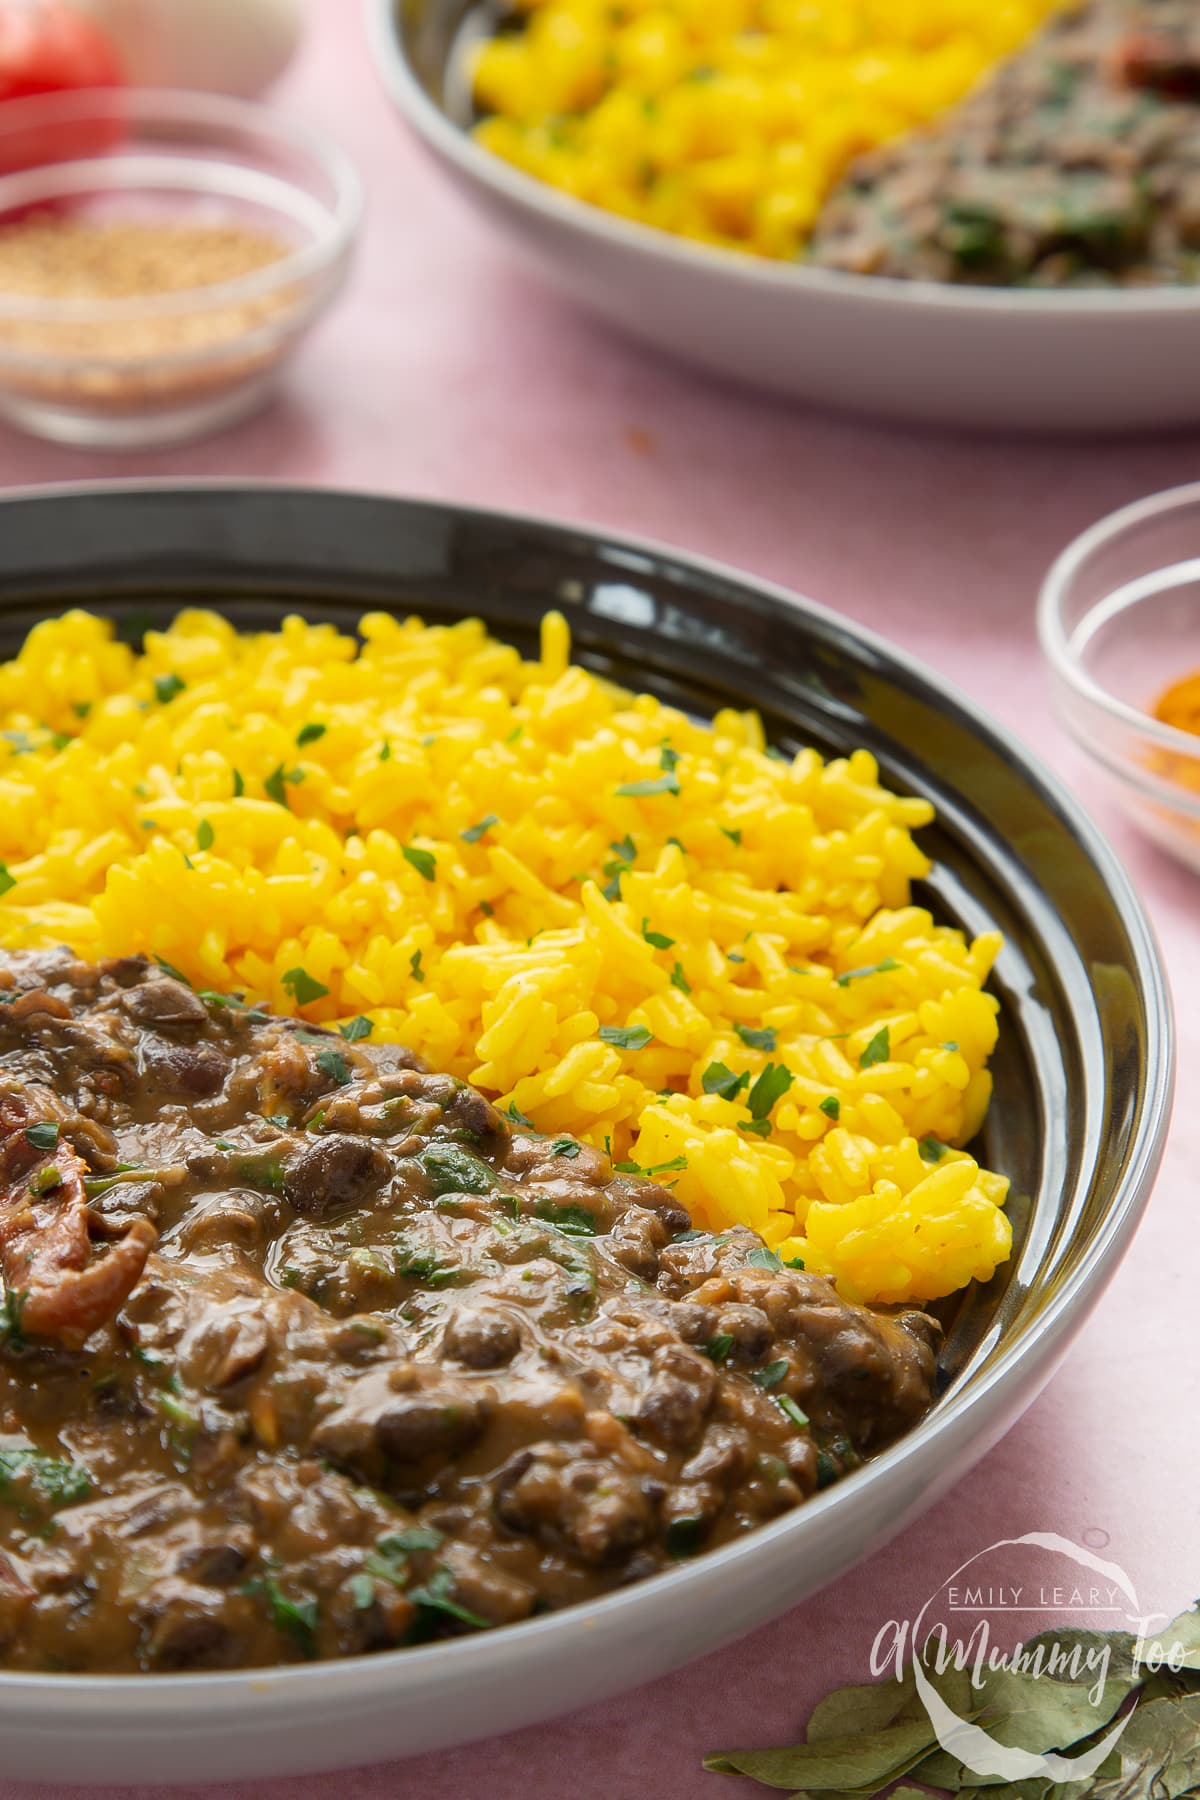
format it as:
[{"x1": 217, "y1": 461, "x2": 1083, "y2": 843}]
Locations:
[{"x1": 0, "y1": 606, "x2": 1011, "y2": 1306}]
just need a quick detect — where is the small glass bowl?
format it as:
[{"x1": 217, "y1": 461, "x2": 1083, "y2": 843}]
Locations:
[
  {"x1": 1039, "y1": 482, "x2": 1200, "y2": 872},
  {"x1": 0, "y1": 87, "x2": 361, "y2": 449}
]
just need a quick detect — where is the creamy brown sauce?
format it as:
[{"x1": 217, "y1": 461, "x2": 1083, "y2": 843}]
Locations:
[{"x1": 0, "y1": 951, "x2": 938, "y2": 1672}]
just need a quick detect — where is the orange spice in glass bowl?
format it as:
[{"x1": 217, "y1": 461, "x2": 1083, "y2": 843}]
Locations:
[
  {"x1": 0, "y1": 87, "x2": 360, "y2": 448},
  {"x1": 1039, "y1": 482, "x2": 1200, "y2": 873}
]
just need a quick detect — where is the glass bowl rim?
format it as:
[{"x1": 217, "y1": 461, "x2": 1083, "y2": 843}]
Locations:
[
  {"x1": 1038, "y1": 479, "x2": 1200, "y2": 766},
  {"x1": 0, "y1": 86, "x2": 362, "y2": 326}
]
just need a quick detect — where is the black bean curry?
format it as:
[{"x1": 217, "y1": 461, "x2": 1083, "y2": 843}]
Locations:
[
  {"x1": 809, "y1": 0, "x2": 1200, "y2": 287},
  {"x1": 0, "y1": 950, "x2": 938, "y2": 1672}
]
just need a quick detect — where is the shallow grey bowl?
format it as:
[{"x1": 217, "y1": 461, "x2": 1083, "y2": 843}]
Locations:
[
  {"x1": 0, "y1": 482, "x2": 1173, "y2": 1783},
  {"x1": 367, "y1": 0, "x2": 1200, "y2": 434}
]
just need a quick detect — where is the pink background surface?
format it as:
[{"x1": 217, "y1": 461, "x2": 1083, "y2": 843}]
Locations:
[{"x1": 0, "y1": 3, "x2": 1197, "y2": 1794}]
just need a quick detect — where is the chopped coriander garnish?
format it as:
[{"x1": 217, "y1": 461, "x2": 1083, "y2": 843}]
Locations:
[
  {"x1": 942, "y1": 1040, "x2": 960, "y2": 1052},
  {"x1": 670, "y1": 962, "x2": 691, "y2": 994},
  {"x1": 264, "y1": 764, "x2": 304, "y2": 806},
  {"x1": 642, "y1": 919, "x2": 675, "y2": 950},
  {"x1": 776, "y1": 1395, "x2": 810, "y2": 1430},
  {"x1": 599, "y1": 1024, "x2": 653, "y2": 1050},
  {"x1": 616, "y1": 773, "x2": 680, "y2": 799},
  {"x1": 402, "y1": 845, "x2": 437, "y2": 882},
  {"x1": 153, "y1": 954, "x2": 191, "y2": 984},
  {"x1": 338, "y1": 1016, "x2": 374, "y2": 1043},
  {"x1": 281, "y1": 967, "x2": 330, "y2": 1007},
  {"x1": 738, "y1": 1118, "x2": 773, "y2": 1135},
  {"x1": 551, "y1": 1138, "x2": 582, "y2": 1159},
  {"x1": 196, "y1": 819, "x2": 214, "y2": 852},
  {"x1": 153, "y1": 673, "x2": 185, "y2": 705},
  {"x1": 746, "y1": 1245, "x2": 783, "y2": 1273},
  {"x1": 859, "y1": 1026, "x2": 891, "y2": 1069},
  {"x1": 504, "y1": 1100, "x2": 534, "y2": 1128},
  {"x1": 727, "y1": 950, "x2": 745, "y2": 964},
  {"x1": 614, "y1": 1153, "x2": 688, "y2": 1178},
  {"x1": 460, "y1": 815, "x2": 499, "y2": 844},
  {"x1": 747, "y1": 1062, "x2": 793, "y2": 1121},
  {"x1": 751, "y1": 1358, "x2": 789, "y2": 1390},
  {"x1": 379, "y1": 740, "x2": 392, "y2": 762},
  {"x1": 660, "y1": 745, "x2": 681, "y2": 772},
  {"x1": 296, "y1": 722, "x2": 326, "y2": 747},
  {"x1": 408, "y1": 1566, "x2": 491, "y2": 1630},
  {"x1": 408, "y1": 949, "x2": 425, "y2": 983},
  {"x1": 919, "y1": 1135, "x2": 947, "y2": 1163},
  {"x1": 315, "y1": 1046, "x2": 351, "y2": 1087},
  {"x1": 73, "y1": 701, "x2": 91, "y2": 720},
  {"x1": 609, "y1": 834, "x2": 636, "y2": 864},
  {"x1": 836, "y1": 958, "x2": 901, "y2": 987},
  {"x1": 231, "y1": 767, "x2": 244, "y2": 797},
  {"x1": 819, "y1": 1095, "x2": 840, "y2": 1120},
  {"x1": 0, "y1": 865, "x2": 15, "y2": 899},
  {"x1": 720, "y1": 826, "x2": 742, "y2": 845},
  {"x1": 701, "y1": 1061, "x2": 750, "y2": 1101},
  {"x1": 666, "y1": 836, "x2": 687, "y2": 854},
  {"x1": 735, "y1": 1024, "x2": 776, "y2": 1053},
  {"x1": 704, "y1": 1332, "x2": 734, "y2": 1365},
  {"x1": 24, "y1": 1123, "x2": 59, "y2": 1151}
]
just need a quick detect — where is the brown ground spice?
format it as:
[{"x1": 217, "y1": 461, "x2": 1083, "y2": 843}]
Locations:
[{"x1": 0, "y1": 216, "x2": 299, "y2": 410}]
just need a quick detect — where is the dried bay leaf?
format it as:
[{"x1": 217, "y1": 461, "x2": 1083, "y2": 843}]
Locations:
[
  {"x1": 806, "y1": 1671, "x2": 920, "y2": 1742},
  {"x1": 703, "y1": 1716, "x2": 939, "y2": 1791}
]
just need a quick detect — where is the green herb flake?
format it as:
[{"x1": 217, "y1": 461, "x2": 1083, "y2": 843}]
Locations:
[
  {"x1": 616, "y1": 773, "x2": 680, "y2": 799},
  {"x1": 258, "y1": 1573, "x2": 319, "y2": 1659},
  {"x1": 919, "y1": 1135, "x2": 948, "y2": 1163},
  {"x1": 264, "y1": 764, "x2": 291, "y2": 806},
  {"x1": 836, "y1": 957, "x2": 902, "y2": 987},
  {"x1": 610, "y1": 834, "x2": 636, "y2": 864},
  {"x1": 534, "y1": 1201, "x2": 598, "y2": 1237},
  {"x1": 347, "y1": 1572, "x2": 376, "y2": 1611},
  {"x1": 402, "y1": 845, "x2": 437, "y2": 882},
  {"x1": 599, "y1": 1024, "x2": 653, "y2": 1051},
  {"x1": 0, "y1": 1447, "x2": 92, "y2": 1511},
  {"x1": 776, "y1": 1394, "x2": 810, "y2": 1430},
  {"x1": 703, "y1": 1332, "x2": 734, "y2": 1366},
  {"x1": 819, "y1": 1095, "x2": 841, "y2": 1121},
  {"x1": 379, "y1": 739, "x2": 392, "y2": 763},
  {"x1": 735, "y1": 1024, "x2": 777, "y2": 1053},
  {"x1": 315, "y1": 1046, "x2": 351, "y2": 1087},
  {"x1": 73, "y1": 701, "x2": 91, "y2": 720},
  {"x1": 28, "y1": 1164, "x2": 63, "y2": 1195},
  {"x1": 720, "y1": 826, "x2": 742, "y2": 845},
  {"x1": 231, "y1": 768, "x2": 245, "y2": 797},
  {"x1": 666, "y1": 836, "x2": 687, "y2": 854},
  {"x1": 503, "y1": 1101, "x2": 534, "y2": 1129},
  {"x1": 153, "y1": 673, "x2": 185, "y2": 705},
  {"x1": 196, "y1": 819, "x2": 214, "y2": 852},
  {"x1": 338, "y1": 1015, "x2": 374, "y2": 1043},
  {"x1": 859, "y1": 1026, "x2": 891, "y2": 1069},
  {"x1": 747, "y1": 1062, "x2": 793, "y2": 1121},
  {"x1": 409, "y1": 949, "x2": 425, "y2": 983},
  {"x1": 296, "y1": 722, "x2": 327, "y2": 747},
  {"x1": 0, "y1": 863, "x2": 19, "y2": 898},
  {"x1": 418, "y1": 1143, "x2": 498, "y2": 1197},
  {"x1": 281, "y1": 967, "x2": 330, "y2": 1007},
  {"x1": 738, "y1": 1118, "x2": 772, "y2": 1137},
  {"x1": 670, "y1": 962, "x2": 691, "y2": 994},
  {"x1": 24, "y1": 1122, "x2": 59, "y2": 1151},
  {"x1": 746, "y1": 1245, "x2": 783, "y2": 1273},
  {"x1": 408, "y1": 1566, "x2": 491, "y2": 1631},
  {"x1": 751, "y1": 1358, "x2": 789, "y2": 1390},
  {"x1": 551, "y1": 1138, "x2": 582, "y2": 1159},
  {"x1": 665, "y1": 1516, "x2": 706, "y2": 1557},
  {"x1": 701, "y1": 1061, "x2": 751, "y2": 1101},
  {"x1": 460, "y1": 814, "x2": 499, "y2": 844},
  {"x1": 641, "y1": 919, "x2": 675, "y2": 950}
]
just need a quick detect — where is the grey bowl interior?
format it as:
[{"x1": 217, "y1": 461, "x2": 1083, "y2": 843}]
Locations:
[
  {"x1": 0, "y1": 482, "x2": 1173, "y2": 1781},
  {"x1": 0, "y1": 481, "x2": 1169, "y2": 1392}
]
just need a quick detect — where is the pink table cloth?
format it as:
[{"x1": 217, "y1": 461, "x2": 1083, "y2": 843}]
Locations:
[{"x1": 0, "y1": 4, "x2": 1196, "y2": 1794}]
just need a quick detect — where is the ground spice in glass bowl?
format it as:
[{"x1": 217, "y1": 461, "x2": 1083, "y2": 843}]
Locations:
[{"x1": 0, "y1": 88, "x2": 361, "y2": 448}]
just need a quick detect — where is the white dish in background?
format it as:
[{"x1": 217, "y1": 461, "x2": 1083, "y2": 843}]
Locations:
[{"x1": 367, "y1": 0, "x2": 1200, "y2": 436}]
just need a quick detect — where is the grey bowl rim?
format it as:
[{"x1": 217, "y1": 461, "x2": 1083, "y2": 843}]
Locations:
[{"x1": 366, "y1": 0, "x2": 1200, "y2": 320}]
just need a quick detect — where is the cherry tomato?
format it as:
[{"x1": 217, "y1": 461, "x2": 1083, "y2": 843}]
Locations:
[{"x1": 0, "y1": 1, "x2": 124, "y2": 174}]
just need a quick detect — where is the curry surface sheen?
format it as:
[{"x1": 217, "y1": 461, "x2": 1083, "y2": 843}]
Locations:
[{"x1": 0, "y1": 952, "x2": 937, "y2": 1672}]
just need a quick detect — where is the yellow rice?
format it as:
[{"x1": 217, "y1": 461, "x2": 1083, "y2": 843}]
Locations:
[{"x1": 0, "y1": 606, "x2": 1011, "y2": 1304}]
